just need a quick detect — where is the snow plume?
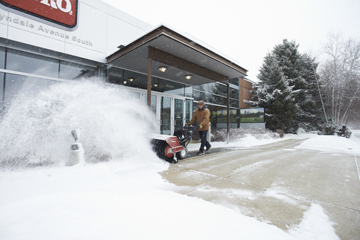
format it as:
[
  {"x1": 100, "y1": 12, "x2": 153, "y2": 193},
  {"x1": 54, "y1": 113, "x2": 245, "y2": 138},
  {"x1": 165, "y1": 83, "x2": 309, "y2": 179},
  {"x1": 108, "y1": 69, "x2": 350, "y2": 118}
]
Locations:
[{"x1": 0, "y1": 79, "x2": 161, "y2": 169}]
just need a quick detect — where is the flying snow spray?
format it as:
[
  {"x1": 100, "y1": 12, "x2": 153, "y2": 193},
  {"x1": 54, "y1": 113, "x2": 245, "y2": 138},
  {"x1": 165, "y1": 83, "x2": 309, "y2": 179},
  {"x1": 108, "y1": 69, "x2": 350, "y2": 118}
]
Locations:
[
  {"x1": 0, "y1": 80, "x2": 158, "y2": 168},
  {"x1": 68, "y1": 129, "x2": 85, "y2": 166}
]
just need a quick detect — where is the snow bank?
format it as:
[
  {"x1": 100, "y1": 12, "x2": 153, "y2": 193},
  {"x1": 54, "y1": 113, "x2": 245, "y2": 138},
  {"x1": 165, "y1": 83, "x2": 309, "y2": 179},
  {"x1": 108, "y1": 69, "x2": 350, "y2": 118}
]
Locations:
[
  {"x1": 289, "y1": 204, "x2": 340, "y2": 240},
  {"x1": 295, "y1": 131, "x2": 360, "y2": 155},
  {"x1": 0, "y1": 163, "x2": 339, "y2": 240},
  {"x1": 234, "y1": 134, "x2": 284, "y2": 148},
  {"x1": 188, "y1": 134, "x2": 285, "y2": 151}
]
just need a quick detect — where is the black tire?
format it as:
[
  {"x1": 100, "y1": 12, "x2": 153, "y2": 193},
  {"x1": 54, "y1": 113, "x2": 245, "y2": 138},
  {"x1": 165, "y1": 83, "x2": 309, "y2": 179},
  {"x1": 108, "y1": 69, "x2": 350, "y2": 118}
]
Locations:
[{"x1": 176, "y1": 146, "x2": 188, "y2": 160}]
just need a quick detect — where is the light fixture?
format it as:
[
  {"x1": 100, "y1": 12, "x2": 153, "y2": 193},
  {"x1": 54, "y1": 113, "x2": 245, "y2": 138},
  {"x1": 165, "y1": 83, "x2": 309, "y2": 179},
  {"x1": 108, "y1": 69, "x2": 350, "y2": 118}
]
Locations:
[
  {"x1": 154, "y1": 84, "x2": 158, "y2": 87},
  {"x1": 158, "y1": 66, "x2": 168, "y2": 72},
  {"x1": 123, "y1": 80, "x2": 127, "y2": 84},
  {"x1": 128, "y1": 77, "x2": 134, "y2": 82},
  {"x1": 185, "y1": 74, "x2": 192, "y2": 80}
]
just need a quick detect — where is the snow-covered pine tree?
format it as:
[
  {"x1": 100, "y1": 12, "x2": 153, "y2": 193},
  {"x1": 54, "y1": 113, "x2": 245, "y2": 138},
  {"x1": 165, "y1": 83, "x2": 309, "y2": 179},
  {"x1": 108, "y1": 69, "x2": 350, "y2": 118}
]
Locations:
[
  {"x1": 254, "y1": 54, "x2": 294, "y2": 132},
  {"x1": 298, "y1": 54, "x2": 325, "y2": 131},
  {"x1": 272, "y1": 40, "x2": 304, "y2": 132},
  {"x1": 256, "y1": 39, "x2": 325, "y2": 133}
]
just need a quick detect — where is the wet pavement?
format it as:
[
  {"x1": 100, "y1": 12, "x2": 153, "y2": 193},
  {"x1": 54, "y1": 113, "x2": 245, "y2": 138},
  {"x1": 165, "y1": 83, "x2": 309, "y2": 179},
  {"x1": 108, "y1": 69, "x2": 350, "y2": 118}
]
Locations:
[{"x1": 160, "y1": 139, "x2": 360, "y2": 239}]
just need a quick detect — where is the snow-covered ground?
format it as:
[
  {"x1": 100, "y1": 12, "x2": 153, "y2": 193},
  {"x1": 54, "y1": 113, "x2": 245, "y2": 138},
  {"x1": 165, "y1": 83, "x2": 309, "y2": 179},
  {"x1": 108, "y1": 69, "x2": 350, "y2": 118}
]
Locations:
[
  {"x1": 2, "y1": 131, "x2": 358, "y2": 239},
  {"x1": 295, "y1": 131, "x2": 360, "y2": 156},
  {"x1": 1, "y1": 81, "x2": 358, "y2": 239},
  {"x1": 187, "y1": 133, "x2": 285, "y2": 151},
  {"x1": 188, "y1": 130, "x2": 360, "y2": 156}
]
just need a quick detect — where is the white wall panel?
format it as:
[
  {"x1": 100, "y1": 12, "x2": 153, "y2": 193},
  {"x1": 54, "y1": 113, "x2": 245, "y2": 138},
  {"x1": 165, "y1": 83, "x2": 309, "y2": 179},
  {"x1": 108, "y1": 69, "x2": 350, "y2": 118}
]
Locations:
[
  {"x1": 65, "y1": 3, "x2": 107, "y2": 54},
  {"x1": 1, "y1": 0, "x2": 152, "y2": 63},
  {"x1": 0, "y1": 10, "x2": 8, "y2": 39},
  {"x1": 137, "y1": 27, "x2": 147, "y2": 37},
  {"x1": 107, "y1": 5, "x2": 137, "y2": 26},
  {"x1": 80, "y1": 0, "x2": 108, "y2": 13},
  {"x1": 65, "y1": 42, "x2": 106, "y2": 62},
  {"x1": 106, "y1": 15, "x2": 138, "y2": 55},
  {"x1": 8, "y1": 27, "x2": 65, "y2": 53},
  {"x1": 137, "y1": 20, "x2": 152, "y2": 31},
  {"x1": 0, "y1": 23, "x2": 7, "y2": 39},
  {"x1": 7, "y1": 12, "x2": 67, "y2": 44}
]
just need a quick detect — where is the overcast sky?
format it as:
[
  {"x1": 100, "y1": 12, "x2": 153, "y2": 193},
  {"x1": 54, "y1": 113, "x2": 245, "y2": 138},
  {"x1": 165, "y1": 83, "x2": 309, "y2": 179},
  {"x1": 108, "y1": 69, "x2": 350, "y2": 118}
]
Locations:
[{"x1": 101, "y1": 0, "x2": 360, "y2": 82}]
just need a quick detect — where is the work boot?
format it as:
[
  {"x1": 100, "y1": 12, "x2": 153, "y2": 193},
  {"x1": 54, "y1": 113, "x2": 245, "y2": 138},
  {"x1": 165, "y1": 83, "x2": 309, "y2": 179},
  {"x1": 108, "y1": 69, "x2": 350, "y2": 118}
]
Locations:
[
  {"x1": 196, "y1": 151, "x2": 204, "y2": 155},
  {"x1": 205, "y1": 146, "x2": 211, "y2": 152}
]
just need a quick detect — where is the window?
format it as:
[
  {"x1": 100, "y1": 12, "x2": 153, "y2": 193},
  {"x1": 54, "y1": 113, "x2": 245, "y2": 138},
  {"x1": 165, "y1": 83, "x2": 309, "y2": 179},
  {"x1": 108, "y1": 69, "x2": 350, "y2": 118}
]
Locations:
[
  {"x1": 185, "y1": 99, "x2": 193, "y2": 123},
  {"x1": 229, "y1": 78, "x2": 239, "y2": 86},
  {"x1": 144, "y1": 94, "x2": 157, "y2": 114},
  {"x1": 123, "y1": 70, "x2": 147, "y2": 89},
  {"x1": 108, "y1": 67, "x2": 123, "y2": 84},
  {"x1": 0, "y1": 47, "x2": 5, "y2": 69},
  {"x1": 60, "y1": 60, "x2": 97, "y2": 80},
  {"x1": 158, "y1": 78, "x2": 184, "y2": 96},
  {"x1": 6, "y1": 49, "x2": 59, "y2": 78},
  {"x1": 4, "y1": 73, "x2": 56, "y2": 108},
  {"x1": 230, "y1": 88, "x2": 239, "y2": 99},
  {"x1": 0, "y1": 73, "x2": 4, "y2": 114},
  {"x1": 195, "y1": 90, "x2": 204, "y2": 102},
  {"x1": 99, "y1": 66, "x2": 107, "y2": 80},
  {"x1": 129, "y1": 91, "x2": 140, "y2": 99},
  {"x1": 185, "y1": 86, "x2": 192, "y2": 98},
  {"x1": 231, "y1": 99, "x2": 239, "y2": 108},
  {"x1": 174, "y1": 99, "x2": 184, "y2": 131},
  {"x1": 193, "y1": 89, "x2": 227, "y2": 105},
  {"x1": 151, "y1": 77, "x2": 159, "y2": 91},
  {"x1": 213, "y1": 83, "x2": 224, "y2": 95},
  {"x1": 160, "y1": 96, "x2": 171, "y2": 135},
  {"x1": 116, "y1": 69, "x2": 187, "y2": 97}
]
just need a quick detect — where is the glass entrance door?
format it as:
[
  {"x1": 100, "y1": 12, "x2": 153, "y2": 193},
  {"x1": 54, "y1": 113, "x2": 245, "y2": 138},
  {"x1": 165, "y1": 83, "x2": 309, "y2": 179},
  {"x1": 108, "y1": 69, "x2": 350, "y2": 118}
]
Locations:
[
  {"x1": 131, "y1": 90, "x2": 192, "y2": 135},
  {"x1": 160, "y1": 96, "x2": 171, "y2": 135},
  {"x1": 174, "y1": 99, "x2": 184, "y2": 132},
  {"x1": 143, "y1": 92, "x2": 190, "y2": 135}
]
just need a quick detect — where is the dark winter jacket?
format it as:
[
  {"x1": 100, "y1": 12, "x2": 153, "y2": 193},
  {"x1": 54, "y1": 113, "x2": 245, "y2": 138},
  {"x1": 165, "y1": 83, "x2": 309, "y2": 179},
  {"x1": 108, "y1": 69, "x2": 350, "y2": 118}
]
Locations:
[{"x1": 188, "y1": 105, "x2": 210, "y2": 131}]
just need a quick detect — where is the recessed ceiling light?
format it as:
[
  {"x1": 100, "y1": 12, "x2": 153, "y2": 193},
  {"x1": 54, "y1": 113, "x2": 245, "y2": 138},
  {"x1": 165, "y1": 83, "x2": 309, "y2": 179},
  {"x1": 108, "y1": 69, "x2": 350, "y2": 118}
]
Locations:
[
  {"x1": 128, "y1": 78, "x2": 134, "y2": 82},
  {"x1": 185, "y1": 74, "x2": 192, "y2": 80},
  {"x1": 123, "y1": 80, "x2": 127, "y2": 84},
  {"x1": 158, "y1": 66, "x2": 168, "y2": 72}
]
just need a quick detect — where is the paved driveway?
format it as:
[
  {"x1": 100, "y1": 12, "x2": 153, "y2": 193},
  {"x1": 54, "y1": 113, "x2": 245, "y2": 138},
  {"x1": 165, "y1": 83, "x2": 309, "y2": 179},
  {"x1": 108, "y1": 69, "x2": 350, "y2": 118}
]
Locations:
[{"x1": 160, "y1": 139, "x2": 360, "y2": 240}]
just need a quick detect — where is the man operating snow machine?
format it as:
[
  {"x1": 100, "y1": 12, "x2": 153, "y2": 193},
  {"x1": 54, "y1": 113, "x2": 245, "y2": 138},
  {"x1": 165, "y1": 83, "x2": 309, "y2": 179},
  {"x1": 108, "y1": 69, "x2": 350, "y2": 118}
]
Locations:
[{"x1": 187, "y1": 100, "x2": 211, "y2": 155}]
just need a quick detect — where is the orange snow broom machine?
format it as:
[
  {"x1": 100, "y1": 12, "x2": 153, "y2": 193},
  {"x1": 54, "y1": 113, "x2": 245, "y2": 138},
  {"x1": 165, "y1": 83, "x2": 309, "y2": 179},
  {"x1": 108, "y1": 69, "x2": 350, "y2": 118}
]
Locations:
[{"x1": 151, "y1": 125, "x2": 195, "y2": 164}]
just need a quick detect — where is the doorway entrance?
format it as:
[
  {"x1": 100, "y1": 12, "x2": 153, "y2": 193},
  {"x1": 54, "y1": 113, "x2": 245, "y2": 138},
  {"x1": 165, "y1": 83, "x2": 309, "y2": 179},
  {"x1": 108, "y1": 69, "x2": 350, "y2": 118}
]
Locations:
[
  {"x1": 158, "y1": 95, "x2": 189, "y2": 135},
  {"x1": 139, "y1": 91, "x2": 192, "y2": 135}
]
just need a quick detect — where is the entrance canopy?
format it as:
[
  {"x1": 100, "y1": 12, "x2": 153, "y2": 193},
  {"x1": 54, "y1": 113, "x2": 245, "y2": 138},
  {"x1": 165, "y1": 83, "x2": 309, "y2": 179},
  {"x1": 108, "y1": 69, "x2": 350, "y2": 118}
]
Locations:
[
  {"x1": 106, "y1": 25, "x2": 247, "y2": 86},
  {"x1": 106, "y1": 25, "x2": 248, "y2": 142}
]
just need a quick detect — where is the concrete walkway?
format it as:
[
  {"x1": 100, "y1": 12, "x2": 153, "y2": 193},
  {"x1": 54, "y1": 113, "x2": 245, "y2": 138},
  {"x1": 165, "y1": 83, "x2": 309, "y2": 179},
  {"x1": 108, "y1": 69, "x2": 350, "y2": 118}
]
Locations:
[{"x1": 160, "y1": 139, "x2": 360, "y2": 239}]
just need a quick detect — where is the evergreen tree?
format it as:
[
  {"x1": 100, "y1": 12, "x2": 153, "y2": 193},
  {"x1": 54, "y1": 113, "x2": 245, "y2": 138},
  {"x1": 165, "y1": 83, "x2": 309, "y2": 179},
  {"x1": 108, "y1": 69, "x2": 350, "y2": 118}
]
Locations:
[
  {"x1": 297, "y1": 54, "x2": 325, "y2": 131},
  {"x1": 254, "y1": 54, "x2": 294, "y2": 132},
  {"x1": 273, "y1": 40, "x2": 303, "y2": 132},
  {"x1": 253, "y1": 40, "x2": 324, "y2": 133}
]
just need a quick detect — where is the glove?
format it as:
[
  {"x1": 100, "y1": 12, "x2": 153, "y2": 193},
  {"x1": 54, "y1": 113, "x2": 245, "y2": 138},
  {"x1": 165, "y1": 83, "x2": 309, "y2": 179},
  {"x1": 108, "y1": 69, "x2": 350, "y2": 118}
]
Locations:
[{"x1": 197, "y1": 125, "x2": 202, "y2": 129}]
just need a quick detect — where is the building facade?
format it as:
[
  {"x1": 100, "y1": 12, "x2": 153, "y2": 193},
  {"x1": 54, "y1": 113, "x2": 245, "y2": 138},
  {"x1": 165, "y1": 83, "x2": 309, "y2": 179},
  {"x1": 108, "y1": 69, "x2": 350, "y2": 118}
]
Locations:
[
  {"x1": 239, "y1": 77, "x2": 256, "y2": 109},
  {"x1": 0, "y1": 0, "x2": 253, "y2": 135}
]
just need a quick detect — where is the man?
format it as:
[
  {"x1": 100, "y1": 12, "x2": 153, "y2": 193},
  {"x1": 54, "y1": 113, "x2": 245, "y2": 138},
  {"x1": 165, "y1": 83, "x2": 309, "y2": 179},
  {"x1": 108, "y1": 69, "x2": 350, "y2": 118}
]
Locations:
[{"x1": 188, "y1": 100, "x2": 211, "y2": 155}]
